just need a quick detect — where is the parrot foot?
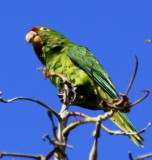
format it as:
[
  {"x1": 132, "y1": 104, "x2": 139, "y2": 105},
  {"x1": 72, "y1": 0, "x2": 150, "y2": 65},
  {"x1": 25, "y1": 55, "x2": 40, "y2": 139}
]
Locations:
[
  {"x1": 38, "y1": 67, "x2": 78, "y2": 105},
  {"x1": 100, "y1": 90, "x2": 150, "y2": 113},
  {"x1": 58, "y1": 83, "x2": 78, "y2": 105},
  {"x1": 37, "y1": 67, "x2": 58, "y2": 79},
  {"x1": 100, "y1": 97, "x2": 131, "y2": 113}
]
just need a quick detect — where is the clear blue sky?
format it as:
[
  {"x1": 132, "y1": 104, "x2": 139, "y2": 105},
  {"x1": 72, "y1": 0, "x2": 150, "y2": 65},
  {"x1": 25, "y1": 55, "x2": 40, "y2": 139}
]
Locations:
[{"x1": 0, "y1": 0, "x2": 152, "y2": 160}]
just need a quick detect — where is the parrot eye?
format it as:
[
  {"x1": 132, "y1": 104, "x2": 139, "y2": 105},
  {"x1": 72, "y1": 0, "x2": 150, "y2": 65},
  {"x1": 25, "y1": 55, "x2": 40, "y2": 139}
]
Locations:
[{"x1": 40, "y1": 27, "x2": 50, "y2": 31}]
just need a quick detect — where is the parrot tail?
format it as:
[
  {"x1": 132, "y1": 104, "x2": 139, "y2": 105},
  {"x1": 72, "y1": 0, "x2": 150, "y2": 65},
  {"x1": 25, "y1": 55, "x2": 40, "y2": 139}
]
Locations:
[{"x1": 110, "y1": 111, "x2": 144, "y2": 147}]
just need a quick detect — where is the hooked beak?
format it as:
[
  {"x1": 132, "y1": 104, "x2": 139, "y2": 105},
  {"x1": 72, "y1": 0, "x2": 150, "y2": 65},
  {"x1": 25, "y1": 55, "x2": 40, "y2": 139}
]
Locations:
[{"x1": 25, "y1": 31, "x2": 41, "y2": 44}]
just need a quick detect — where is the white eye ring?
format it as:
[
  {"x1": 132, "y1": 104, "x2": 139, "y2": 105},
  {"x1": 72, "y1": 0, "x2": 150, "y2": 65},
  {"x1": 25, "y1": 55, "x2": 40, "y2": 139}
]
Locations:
[{"x1": 40, "y1": 27, "x2": 50, "y2": 31}]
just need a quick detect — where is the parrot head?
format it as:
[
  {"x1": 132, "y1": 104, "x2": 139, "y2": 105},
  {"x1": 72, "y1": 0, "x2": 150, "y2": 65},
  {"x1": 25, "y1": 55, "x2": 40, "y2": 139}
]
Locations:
[
  {"x1": 26, "y1": 26, "x2": 57, "y2": 47},
  {"x1": 25, "y1": 26, "x2": 71, "y2": 64},
  {"x1": 26, "y1": 26, "x2": 69, "y2": 47}
]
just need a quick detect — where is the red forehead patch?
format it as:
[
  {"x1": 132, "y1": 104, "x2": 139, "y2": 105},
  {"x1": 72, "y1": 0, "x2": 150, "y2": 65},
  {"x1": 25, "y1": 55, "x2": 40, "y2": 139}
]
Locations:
[{"x1": 29, "y1": 27, "x2": 38, "y2": 32}]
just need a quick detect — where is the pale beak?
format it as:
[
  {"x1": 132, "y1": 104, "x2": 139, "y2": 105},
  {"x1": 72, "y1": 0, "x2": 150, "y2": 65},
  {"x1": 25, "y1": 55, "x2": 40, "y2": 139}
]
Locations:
[{"x1": 25, "y1": 31, "x2": 41, "y2": 44}]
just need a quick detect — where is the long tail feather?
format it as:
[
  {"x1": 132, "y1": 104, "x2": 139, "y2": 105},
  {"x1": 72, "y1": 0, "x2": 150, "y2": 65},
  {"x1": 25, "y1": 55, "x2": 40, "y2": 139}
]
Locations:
[{"x1": 110, "y1": 111, "x2": 144, "y2": 147}]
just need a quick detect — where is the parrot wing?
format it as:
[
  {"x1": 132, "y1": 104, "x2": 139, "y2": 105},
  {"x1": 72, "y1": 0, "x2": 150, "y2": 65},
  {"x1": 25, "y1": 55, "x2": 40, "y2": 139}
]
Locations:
[
  {"x1": 66, "y1": 45, "x2": 143, "y2": 146},
  {"x1": 66, "y1": 45, "x2": 119, "y2": 99}
]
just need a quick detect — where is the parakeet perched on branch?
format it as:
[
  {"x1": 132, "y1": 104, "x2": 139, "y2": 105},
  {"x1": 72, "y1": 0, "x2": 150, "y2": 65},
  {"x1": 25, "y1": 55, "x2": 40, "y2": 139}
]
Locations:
[{"x1": 26, "y1": 26, "x2": 143, "y2": 146}]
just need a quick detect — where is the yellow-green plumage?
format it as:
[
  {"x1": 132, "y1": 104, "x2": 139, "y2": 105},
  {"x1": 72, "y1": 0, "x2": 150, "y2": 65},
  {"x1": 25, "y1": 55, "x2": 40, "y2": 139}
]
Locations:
[
  {"x1": 46, "y1": 51, "x2": 93, "y2": 88},
  {"x1": 26, "y1": 26, "x2": 143, "y2": 146}
]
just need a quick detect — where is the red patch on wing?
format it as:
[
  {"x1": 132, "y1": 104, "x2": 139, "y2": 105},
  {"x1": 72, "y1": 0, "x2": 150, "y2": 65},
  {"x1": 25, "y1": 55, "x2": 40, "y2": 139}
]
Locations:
[
  {"x1": 29, "y1": 27, "x2": 38, "y2": 33},
  {"x1": 52, "y1": 40, "x2": 59, "y2": 44}
]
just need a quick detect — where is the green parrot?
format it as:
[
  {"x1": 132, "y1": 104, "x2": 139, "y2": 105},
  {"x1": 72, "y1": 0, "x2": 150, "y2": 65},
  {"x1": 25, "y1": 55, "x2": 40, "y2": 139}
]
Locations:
[{"x1": 25, "y1": 26, "x2": 143, "y2": 146}]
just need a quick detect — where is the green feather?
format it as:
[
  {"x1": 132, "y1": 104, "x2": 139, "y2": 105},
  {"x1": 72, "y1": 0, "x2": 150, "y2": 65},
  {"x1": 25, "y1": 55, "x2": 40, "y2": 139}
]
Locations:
[{"x1": 66, "y1": 45, "x2": 143, "y2": 146}]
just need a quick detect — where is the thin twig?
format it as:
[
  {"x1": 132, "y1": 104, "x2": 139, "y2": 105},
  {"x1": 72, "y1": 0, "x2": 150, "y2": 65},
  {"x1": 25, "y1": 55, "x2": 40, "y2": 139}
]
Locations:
[
  {"x1": 131, "y1": 90, "x2": 150, "y2": 106},
  {"x1": 128, "y1": 152, "x2": 134, "y2": 160},
  {"x1": 42, "y1": 134, "x2": 52, "y2": 143},
  {"x1": 46, "y1": 148, "x2": 58, "y2": 160},
  {"x1": 0, "y1": 93, "x2": 60, "y2": 120},
  {"x1": 68, "y1": 112, "x2": 88, "y2": 118},
  {"x1": 134, "y1": 153, "x2": 152, "y2": 160},
  {"x1": 47, "y1": 111, "x2": 58, "y2": 139},
  {"x1": 43, "y1": 134, "x2": 72, "y2": 148},
  {"x1": 128, "y1": 152, "x2": 152, "y2": 160},
  {"x1": 0, "y1": 152, "x2": 45, "y2": 160},
  {"x1": 46, "y1": 147, "x2": 69, "y2": 160},
  {"x1": 125, "y1": 56, "x2": 138, "y2": 96},
  {"x1": 101, "y1": 122, "x2": 152, "y2": 136},
  {"x1": 89, "y1": 121, "x2": 101, "y2": 160},
  {"x1": 63, "y1": 110, "x2": 114, "y2": 137}
]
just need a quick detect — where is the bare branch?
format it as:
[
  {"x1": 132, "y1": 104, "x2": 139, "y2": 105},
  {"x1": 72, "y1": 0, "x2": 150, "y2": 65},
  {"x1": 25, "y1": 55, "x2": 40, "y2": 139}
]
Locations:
[
  {"x1": 47, "y1": 111, "x2": 58, "y2": 139},
  {"x1": 101, "y1": 122, "x2": 152, "y2": 136},
  {"x1": 42, "y1": 134, "x2": 72, "y2": 149},
  {"x1": 0, "y1": 92, "x2": 60, "y2": 120},
  {"x1": 45, "y1": 148, "x2": 69, "y2": 160},
  {"x1": 89, "y1": 121, "x2": 101, "y2": 160},
  {"x1": 129, "y1": 152, "x2": 152, "y2": 160},
  {"x1": 68, "y1": 112, "x2": 88, "y2": 118},
  {"x1": 131, "y1": 90, "x2": 150, "y2": 106},
  {"x1": 63, "y1": 110, "x2": 114, "y2": 137},
  {"x1": 0, "y1": 152, "x2": 46, "y2": 160},
  {"x1": 125, "y1": 55, "x2": 138, "y2": 96},
  {"x1": 46, "y1": 148, "x2": 58, "y2": 160},
  {"x1": 68, "y1": 111, "x2": 152, "y2": 137},
  {"x1": 54, "y1": 103, "x2": 69, "y2": 160},
  {"x1": 128, "y1": 152, "x2": 134, "y2": 160},
  {"x1": 89, "y1": 140, "x2": 98, "y2": 160}
]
